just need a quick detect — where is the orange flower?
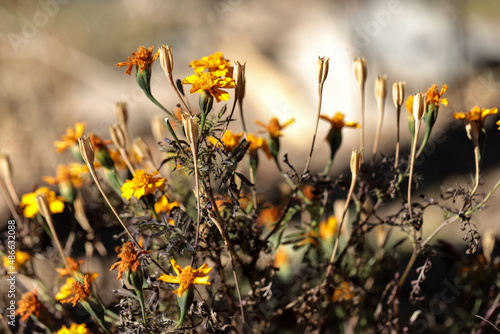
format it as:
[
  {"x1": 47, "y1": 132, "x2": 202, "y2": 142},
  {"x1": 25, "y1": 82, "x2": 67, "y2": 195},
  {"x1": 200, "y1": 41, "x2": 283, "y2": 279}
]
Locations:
[
  {"x1": 320, "y1": 112, "x2": 360, "y2": 132},
  {"x1": 159, "y1": 259, "x2": 212, "y2": 297},
  {"x1": 120, "y1": 169, "x2": 167, "y2": 200},
  {"x1": 273, "y1": 247, "x2": 289, "y2": 268},
  {"x1": 116, "y1": 45, "x2": 159, "y2": 75},
  {"x1": 43, "y1": 164, "x2": 89, "y2": 188},
  {"x1": 453, "y1": 106, "x2": 498, "y2": 125},
  {"x1": 58, "y1": 273, "x2": 98, "y2": 307},
  {"x1": 182, "y1": 72, "x2": 235, "y2": 102},
  {"x1": 247, "y1": 133, "x2": 272, "y2": 159},
  {"x1": 426, "y1": 84, "x2": 448, "y2": 107},
  {"x1": 189, "y1": 52, "x2": 233, "y2": 77},
  {"x1": 208, "y1": 130, "x2": 244, "y2": 152},
  {"x1": 257, "y1": 205, "x2": 281, "y2": 227},
  {"x1": 110, "y1": 242, "x2": 150, "y2": 280},
  {"x1": 16, "y1": 290, "x2": 42, "y2": 322},
  {"x1": 54, "y1": 122, "x2": 86, "y2": 153},
  {"x1": 332, "y1": 281, "x2": 355, "y2": 302},
  {"x1": 255, "y1": 117, "x2": 295, "y2": 138},
  {"x1": 56, "y1": 257, "x2": 84, "y2": 278}
]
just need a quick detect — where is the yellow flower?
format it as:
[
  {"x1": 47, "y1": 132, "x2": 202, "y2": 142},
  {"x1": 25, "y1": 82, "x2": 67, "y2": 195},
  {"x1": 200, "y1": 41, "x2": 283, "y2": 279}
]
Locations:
[
  {"x1": 56, "y1": 257, "x2": 84, "y2": 278},
  {"x1": 320, "y1": 112, "x2": 360, "y2": 132},
  {"x1": 3, "y1": 250, "x2": 31, "y2": 271},
  {"x1": 182, "y1": 72, "x2": 235, "y2": 102},
  {"x1": 110, "y1": 242, "x2": 150, "y2": 280},
  {"x1": 116, "y1": 45, "x2": 159, "y2": 75},
  {"x1": 120, "y1": 169, "x2": 166, "y2": 200},
  {"x1": 319, "y1": 215, "x2": 338, "y2": 241},
  {"x1": 426, "y1": 84, "x2": 448, "y2": 107},
  {"x1": 497, "y1": 120, "x2": 500, "y2": 130},
  {"x1": 43, "y1": 164, "x2": 88, "y2": 188},
  {"x1": 332, "y1": 281, "x2": 355, "y2": 302},
  {"x1": 57, "y1": 273, "x2": 98, "y2": 307},
  {"x1": 255, "y1": 117, "x2": 295, "y2": 138},
  {"x1": 55, "y1": 323, "x2": 92, "y2": 334},
  {"x1": 208, "y1": 130, "x2": 244, "y2": 152},
  {"x1": 16, "y1": 290, "x2": 42, "y2": 322},
  {"x1": 20, "y1": 187, "x2": 65, "y2": 218},
  {"x1": 247, "y1": 133, "x2": 272, "y2": 159},
  {"x1": 159, "y1": 259, "x2": 212, "y2": 297},
  {"x1": 453, "y1": 106, "x2": 498, "y2": 125},
  {"x1": 190, "y1": 52, "x2": 232, "y2": 77},
  {"x1": 154, "y1": 195, "x2": 179, "y2": 216},
  {"x1": 405, "y1": 94, "x2": 415, "y2": 115},
  {"x1": 55, "y1": 122, "x2": 86, "y2": 153}
]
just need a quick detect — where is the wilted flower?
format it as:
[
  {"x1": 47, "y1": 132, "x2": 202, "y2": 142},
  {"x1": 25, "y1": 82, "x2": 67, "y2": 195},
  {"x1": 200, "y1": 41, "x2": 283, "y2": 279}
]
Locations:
[
  {"x1": 110, "y1": 242, "x2": 150, "y2": 280},
  {"x1": 57, "y1": 273, "x2": 98, "y2": 307},
  {"x1": 15, "y1": 290, "x2": 42, "y2": 322}
]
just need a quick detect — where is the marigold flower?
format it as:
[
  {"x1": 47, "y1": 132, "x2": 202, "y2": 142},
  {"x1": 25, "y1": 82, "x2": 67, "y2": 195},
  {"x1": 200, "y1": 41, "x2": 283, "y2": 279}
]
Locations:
[
  {"x1": 208, "y1": 130, "x2": 244, "y2": 152},
  {"x1": 273, "y1": 247, "x2": 289, "y2": 268},
  {"x1": 58, "y1": 273, "x2": 98, "y2": 307},
  {"x1": 182, "y1": 72, "x2": 235, "y2": 102},
  {"x1": 159, "y1": 259, "x2": 212, "y2": 297},
  {"x1": 426, "y1": 84, "x2": 448, "y2": 107},
  {"x1": 155, "y1": 195, "x2": 179, "y2": 216},
  {"x1": 55, "y1": 323, "x2": 92, "y2": 334},
  {"x1": 257, "y1": 205, "x2": 281, "y2": 227},
  {"x1": 247, "y1": 133, "x2": 272, "y2": 158},
  {"x1": 110, "y1": 242, "x2": 150, "y2": 280},
  {"x1": 20, "y1": 187, "x2": 65, "y2": 218},
  {"x1": 319, "y1": 215, "x2": 338, "y2": 241},
  {"x1": 453, "y1": 106, "x2": 498, "y2": 125},
  {"x1": 120, "y1": 169, "x2": 166, "y2": 200},
  {"x1": 15, "y1": 290, "x2": 42, "y2": 322},
  {"x1": 3, "y1": 250, "x2": 31, "y2": 271},
  {"x1": 255, "y1": 117, "x2": 295, "y2": 138},
  {"x1": 116, "y1": 45, "x2": 159, "y2": 75},
  {"x1": 55, "y1": 122, "x2": 86, "y2": 153},
  {"x1": 43, "y1": 164, "x2": 88, "y2": 188},
  {"x1": 320, "y1": 112, "x2": 360, "y2": 132},
  {"x1": 189, "y1": 52, "x2": 232, "y2": 77},
  {"x1": 56, "y1": 257, "x2": 84, "y2": 278},
  {"x1": 332, "y1": 281, "x2": 355, "y2": 302}
]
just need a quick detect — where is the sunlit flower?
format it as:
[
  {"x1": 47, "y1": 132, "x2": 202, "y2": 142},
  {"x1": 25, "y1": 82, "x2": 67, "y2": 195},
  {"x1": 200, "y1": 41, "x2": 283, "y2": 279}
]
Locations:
[
  {"x1": 332, "y1": 281, "x2": 355, "y2": 302},
  {"x1": 453, "y1": 106, "x2": 498, "y2": 125},
  {"x1": 55, "y1": 123, "x2": 86, "y2": 153},
  {"x1": 182, "y1": 72, "x2": 235, "y2": 102},
  {"x1": 247, "y1": 133, "x2": 272, "y2": 159},
  {"x1": 158, "y1": 259, "x2": 212, "y2": 297},
  {"x1": 58, "y1": 273, "x2": 98, "y2": 307},
  {"x1": 426, "y1": 84, "x2": 448, "y2": 107},
  {"x1": 120, "y1": 169, "x2": 166, "y2": 200},
  {"x1": 3, "y1": 250, "x2": 31, "y2": 271},
  {"x1": 43, "y1": 164, "x2": 89, "y2": 188},
  {"x1": 20, "y1": 187, "x2": 65, "y2": 218},
  {"x1": 15, "y1": 290, "x2": 42, "y2": 322},
  {"x1": 320, "y1": 112, "x2": 360, "y2": 133},
  {"x1": 319, "y1": 215, "x2": 338, "y2": 241},
  {"x1": 255, "y1": 117, "x2": 295, "y2": 138},
  {"x1": 55, "y1": 323, "x2": 92, "y2": 334},
  {"x1": 154, "y1": 195, "x2": 180, "y2": 216},
  {"x1": 110, "y1": 242, "x2": 150, "y2": 280},
  {"x1": 208, "y1": 130, "x2": 244, "y2": 152},
  {"x1": 56, "y1": 257, "x2": 84, "y2": 278},
  {"x1": 497, "y1": 120, "x2": 500, "y2": 130},
  {"x1": 190, "y1": 52, "x2": 233, "y2": 77},
  {"x1": 116, "y1": 45, "x2": 159, "y2": 75}
]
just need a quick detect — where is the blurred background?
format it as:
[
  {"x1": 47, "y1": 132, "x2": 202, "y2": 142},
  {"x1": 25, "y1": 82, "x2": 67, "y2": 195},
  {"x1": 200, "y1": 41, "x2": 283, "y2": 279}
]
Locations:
[{"x1": 1, "y1": 0, "x2": 500, "y2": 241}]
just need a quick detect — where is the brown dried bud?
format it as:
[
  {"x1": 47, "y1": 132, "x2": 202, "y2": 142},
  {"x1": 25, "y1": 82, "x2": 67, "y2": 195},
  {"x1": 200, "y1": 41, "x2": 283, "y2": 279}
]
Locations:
[
  {"x1": 78, "y1": 135, "x2": 95, "y2": 166},
  {"x1": 159, "y1": 45, "x2": 174, "y2": 77},
  {"x1": 133, "y1": 137, "x2": 153, "y2": 163},
  {"x1": 181, "y1": 113, "x2": 199, "y2": 147},
  {"x1": 109, "y1": 124, "x2": 126, "y2": 149},
  {"x1": 353, "y1": 57, "x2": 367, "y2": 86},
  {"x1": 316, "y1": 56, "x2": 330, "y2": 85},
  {"x1": 412, "y1": 93, "x2": 426, "y2": 120},
  {"x1": 115, "y1": 102, "x2": 128, "y2": 127},
  {"x1": 375, "y1": 75, "x2": 387, "y2": 103},
  {"x1": 392, "y1": 81, "x2": 405, "y2": 109},
  {"x1": 350, "y1": 148, "x2": 362, "y2": 176},
  {"x1": 233, "y1": 61, "x2": 246, "y2": 88},
  {"x1": 35, "y1": 192, "x2": 51, "y2": 219}
]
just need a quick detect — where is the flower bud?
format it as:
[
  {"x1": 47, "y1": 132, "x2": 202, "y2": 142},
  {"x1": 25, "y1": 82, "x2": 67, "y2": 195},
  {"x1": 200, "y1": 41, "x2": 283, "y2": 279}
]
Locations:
[
  {"x1": 115, "y1": 102, "x2": 128, "y2": 127},
  {"x1": 353, "y1": 57, "x2": 367, "y2": 86},
  {"x1": 316, "y1": 56, "x2": 330, "y2": 85},
  {"x1": 412, "y1": 93, "x2": 426, "y2": 120},
  {"x1": 133, "y1": 137, "x2": 153, "y2": 163},
  {"x1": 180, "y1": 114, "x2": 199, "y2": 147},
  {"x1": 35, "y1": 192, "x2": 51, "y2": 219},
  {"x1": 375, "y1": 75, "x2": 387, "y2": 103},
  {"x1": 78, "y1": 135, "x2": 95, "y2": 166},
  {"x1": 159, "y1": 45, "x2": 174, "y2": 78},
  {"x1": 392, "y1": 81, "x2": 405, "y2": 109},
  {"x1": 109, "y1": 124, "x2": 126, "y2": 150},
  {"x1": 350, "y1": 148, "x2": 362, "y2": 176},
  {"x1": 233, "y1": 61, "x2": 246, "y2": 88}
]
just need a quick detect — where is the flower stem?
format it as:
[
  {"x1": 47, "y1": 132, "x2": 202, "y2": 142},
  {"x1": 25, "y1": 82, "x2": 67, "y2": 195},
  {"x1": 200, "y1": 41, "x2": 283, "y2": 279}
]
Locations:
[
  {"x1": 408, "y1": 118, "x2": 421, "y2": 218},
  {"x1": 303, "y1": 82, "x2": 325, "y2": 174}
]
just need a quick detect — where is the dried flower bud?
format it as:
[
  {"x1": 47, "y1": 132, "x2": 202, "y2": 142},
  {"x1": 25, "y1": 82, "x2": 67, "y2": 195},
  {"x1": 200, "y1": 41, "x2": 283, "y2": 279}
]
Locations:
[
  {"x1": 159, "y1": 45, "x2": 174, "y2": 77},
  {"x1": 133, "y1": 137, "x2": 153, "y2": 163},
  {"x1": 353, "y1": 57, "x2": 367, "y2": 86},
  {"x1": 316, "y1": 56, "x2": 330, "y2": 85},
  {"x1": 482, "y1": 229, "x2": 496, "y2": 264},
  {"x1": 78, "y1": 135, "x2": 95, "y2": 166},
  {"x1": 233, "y1": 61, "x2": 246, "y2": 88},
  {"x1": 35, "y1": 192, "x2": 51, "y2": 219},
  {"x1": 412, "y1": 93, "x2": 426, "y2": 120},
  {"x1": 350, "y1": 148, "x2": 362, "y2": 176},
  {"x1": 115, "y1": 102, "x2": 128, "y2": 127},
  {"x1": 181, "y1": 113, "x2": 199, "y2": 147},
  {"x1": 375, "y1": 75, "x2": 387, "y2": 103},
  {"x1": 465, "y1": 122, "x2": 479, "y2": 146},
  {"x1": 109, "y1": 124, "x2": 126, "y2": 149},
  {"x1": 392, "y1": 81, "x2": 405, "y2": 109},
  {"x1": 0, "y1": 152, "x2": 12, "y2": 182}
]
